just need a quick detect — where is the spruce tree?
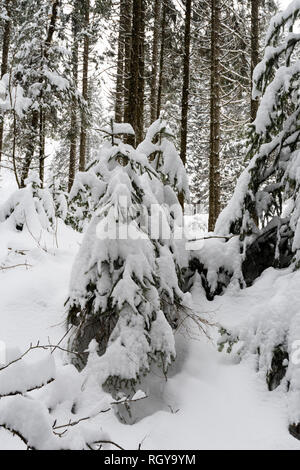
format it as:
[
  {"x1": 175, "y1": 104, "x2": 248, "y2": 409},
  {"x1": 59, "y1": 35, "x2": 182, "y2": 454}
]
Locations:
[
  {"x1": 216, "y1": 1, "x2": 300, "y2": 270},
  {"x1": 66, "y1": 122, "x2": 190, "y2": 388}
]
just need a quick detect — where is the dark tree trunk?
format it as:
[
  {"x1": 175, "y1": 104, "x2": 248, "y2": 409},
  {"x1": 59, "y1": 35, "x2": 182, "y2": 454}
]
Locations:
[
  {"x1": 39, "y1": 109, "x2": 45, "y2": 187},
  {"x1": 0, "y1": 0, "x2": 12, "y2": 164},
  {"x1": 124, "y1": 0, "x2": 145, "y2": 145},
  {"x1": 136, "y1": 0, "x2": 145, "y2": 144},
  {"x1": 68, "y1": 2, "x2": 80, "y2": 193},
  {"x1": 179, "y1": 0, "x2": 192, "y2": 208},
  {"x1": 150, "y1": 0, "x2": 161, "y2": 123},
  {"x1": 123, "y1": 0, "x2": 133, "y2": 123},
  {"x1": 251, "y1": 0, "x2": 259, "y2": 122},
  {"x1": 208, "y1": 0, "x2": 221, "y2": 231},
  {"x1": 115, "y1": 0, "x2": 127, "y2": 122},
  {"x1": 156, "y1": 0, "x2": 166, "y2": 119},
  {"x1": 79, "y1": 0, "x2": 90, "y2": 172}
]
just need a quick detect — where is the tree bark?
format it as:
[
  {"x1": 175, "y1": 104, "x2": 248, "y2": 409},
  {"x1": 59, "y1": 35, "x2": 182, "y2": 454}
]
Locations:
[
  {"x1": 208, "y1": 0, "x2": 221, "y2": 231},
  {"x1": 150, "y1": 0, "x2": 161, "y2": 123},
  {"x1": 179, "y1": 0, "x2": 192, "y2": 208},
  {"x1": 115, "y1": 0, "x2": 127, "y2": 122},
  {"x1": 68, "y1": 2, "x2": 80, "y2": 193},
  {"x1": 251, "y1": 0, "x2": 259, "y2": 122},
  {"x1": 136, "y1": 0, "x2": 146, "y2": 144},
  {"x1": 156, "y1": 0, "x2": 166, "y2": 119},
  {"x1": 0, "y1": 0, "x2": 12, "y2": 164},
  {"x1": 123, "y1": 0, "x2": 133, "y2": 124},
  {"x1": 79, "y1": 0, "x2": 90, "y2": 172},
  {"x1": 124, "y1": 0, "x2": 145, "y2": 145},
  {"x1": 39, "y1": 109, "x2": 45, "y2": 187}
]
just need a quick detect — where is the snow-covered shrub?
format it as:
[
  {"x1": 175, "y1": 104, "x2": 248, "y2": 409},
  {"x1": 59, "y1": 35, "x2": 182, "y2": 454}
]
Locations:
[
  {"x1": 187, "y1": 236, "x2": 243, "y2": 300},
  {"x1": 66, "y1": 131, "x2": 191, "y2": 389},
  {"x1": 49, "y1": 179, "x2": 68, "y2": 222},
  {"x1": 218, "y1": 267, "x2": 300, "y2": 439},
  {"x1": 66, "y1": 159, "x2": 107, "y2": 233},
  {"x1": 0, "y1": 345, "x2": 118, "y2": 450},
  {"x1": 0, "y1": 175, "x2": 56, "y2": 233}
]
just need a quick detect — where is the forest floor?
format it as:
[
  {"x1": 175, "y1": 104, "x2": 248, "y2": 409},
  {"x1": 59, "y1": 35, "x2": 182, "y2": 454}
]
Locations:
[{"x1": 1, "y1": 173, "x2": 300, "y2": 450}]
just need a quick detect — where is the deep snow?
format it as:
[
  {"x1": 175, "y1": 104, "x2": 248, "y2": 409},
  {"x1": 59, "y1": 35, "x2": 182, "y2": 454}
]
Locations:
[{"x1": 0, "y1": 170, "x2": 299, "y2": 449}]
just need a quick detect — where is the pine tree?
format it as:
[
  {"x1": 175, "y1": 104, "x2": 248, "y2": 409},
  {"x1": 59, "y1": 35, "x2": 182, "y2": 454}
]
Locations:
[
  {"x1": 66, "y1": 121, "x2": 190, "y2": 388},
  {"x1": 215, "y1": 0, "x2": 300, "y2": 271}
]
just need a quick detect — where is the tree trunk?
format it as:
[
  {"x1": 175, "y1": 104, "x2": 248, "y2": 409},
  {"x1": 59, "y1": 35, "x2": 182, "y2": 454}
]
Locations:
[
  {"x1": 115, "y1": 0, "x2": 127, "y2": 122},
  {"x1": 136, "y1": 0, "x2": 145, "y2": 144},
  {"x1": 251, "y1": 0, "x2": 259, "y2": 122},
  {"x1": 208, "y1": 0, "x2": 221, "y2": 231},
  {"x1": 0, "y1": 0, "x2": 12, "y2": 164},
  {"x1": 150, "y1": 0, "x2": 161, "y2": 123},
  {"x1": 156, "y1": 0, "x2": 166, "y2": 119},
  {"x1": 123, "y1": 0, "x2": 133, "y2": 124},
  {"x1": 68, "y1": 3, "x2": 80, "y2": 193},
  {"x1": 20, "y1": 0, "x2": 60, "y2": 187},
  {"x1": 179, "y1": 0, "x2": 192, "y2": 208},
  {"x1": 124, "y1": 0, "x2": 145, "y2": 145},
  {"x1": 39, "y1": 109, "x2": 45, "y2": 187},
  {"x1": 79, "y1": 0, "x2": 90, "y2": 172}
]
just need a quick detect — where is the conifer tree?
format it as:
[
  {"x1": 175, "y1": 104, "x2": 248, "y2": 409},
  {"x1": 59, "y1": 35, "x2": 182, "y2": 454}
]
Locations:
[
  {"x1": 216, "y1": 0, "x2": 300, "y2": 271},
  {"x1": 66, "y1": 122, "x2": 190, "y2": 387}
]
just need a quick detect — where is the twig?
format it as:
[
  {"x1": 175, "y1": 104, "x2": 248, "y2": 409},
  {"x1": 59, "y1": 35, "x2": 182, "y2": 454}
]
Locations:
[
  {"x1": 53, "y1": 408, "x2": 111, "y2": 432},
  {"x1": 0, "y1": 342, "x2": 84, "y2": 372},
  {"x1": 90, "y1": 440, "x2": 125, "y2": 451},
  {"x1": 0, "y1": 378, "x2": 55, "y2": 399},
  {"x1": 186, "y1": 234, "x2": 237, "y2": 243},
  {"x1": 0, "y1": 263, "x2": 32, "y2": 271},
  {"x1": 0, "y1": 424, "x2": 34, "y2": 450}
]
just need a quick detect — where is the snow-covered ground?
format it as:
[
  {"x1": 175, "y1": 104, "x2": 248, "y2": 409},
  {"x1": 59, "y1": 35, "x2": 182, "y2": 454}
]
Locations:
[{"x1": 1, "y1": 202, "x2": 300, "y2": 449}]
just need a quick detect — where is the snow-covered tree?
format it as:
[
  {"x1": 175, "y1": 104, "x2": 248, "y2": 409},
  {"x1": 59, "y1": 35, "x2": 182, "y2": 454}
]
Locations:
[
  {"x1": 215, "y1": 1, "x2": 300, "y2": 441},
  {"x1": 138, "y1": 118, "x2": 190, "y2": 201},
  {"x1": 216, "y1": 0, "x2": 300, "y2": 271},
  {"x1": 66, "y1": 124, "x2": 190, "y2": 389}
]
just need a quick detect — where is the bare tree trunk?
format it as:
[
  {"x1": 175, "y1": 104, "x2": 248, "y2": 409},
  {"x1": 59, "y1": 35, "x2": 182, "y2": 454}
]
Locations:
[
  {"x1": 251, "y1": 0, "x2": 259, "y2": 122},
  {"x1": 136, "y1": 0, "x2": 145, "y2": 144},
  {"x1": 39, "y1": 109, "x2": 45, "y2": 187},
  {"x1": 115, "y1": 0, "x2": 127, "y2": 122},
  {"x1": 68, "y1": 2, "x2": 79, "y2": 193},
  {"x1": 208, "y1": 0, "x2": 221, "y2": 231},
  {"x1": 20, "y1": 0, "x2": 60, "y2": 187},
  {"x1": 156, "y1": 0, "x2": 166, "y2": 119},
  {"x1": 125, "y1": 0, "x2": 145, "y2": 145},
  {"x1": 123, "y1": 0, "x2": 133, "y2": 123},
  {"x1": 0, "y1": 0, "x2": 12, "y2": 164},
  {"x1": 150, "y1": 0, "x2": 161, "y2": 123},
  {"x1": 79, "y1": 0, "x2": 90, "y2": 172},
  {"x1": 179, "y1": 0, "x2": 192, "y2": 209}
]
